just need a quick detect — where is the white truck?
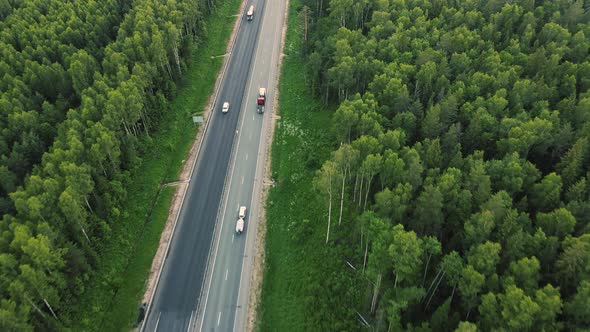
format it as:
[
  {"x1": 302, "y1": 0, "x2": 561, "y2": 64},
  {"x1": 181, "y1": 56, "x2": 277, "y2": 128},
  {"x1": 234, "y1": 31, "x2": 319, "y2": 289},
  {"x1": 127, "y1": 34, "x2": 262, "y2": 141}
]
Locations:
[
  {"x1": 257, "y1": 87, "x2": 266, "y2": 113},
  {"x1": 236, "y1": 206, "x2": 247, "y2": 234}
]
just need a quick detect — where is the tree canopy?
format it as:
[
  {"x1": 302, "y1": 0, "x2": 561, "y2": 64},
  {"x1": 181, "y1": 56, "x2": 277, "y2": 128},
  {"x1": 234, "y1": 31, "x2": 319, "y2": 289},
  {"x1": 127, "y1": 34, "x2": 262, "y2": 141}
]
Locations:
[
  {"x1": 0, "y1": 0, "x2": 210, "y2": 329},
  {"x1": 305, "y1": 0, "x2": 590, "y2": 330}
]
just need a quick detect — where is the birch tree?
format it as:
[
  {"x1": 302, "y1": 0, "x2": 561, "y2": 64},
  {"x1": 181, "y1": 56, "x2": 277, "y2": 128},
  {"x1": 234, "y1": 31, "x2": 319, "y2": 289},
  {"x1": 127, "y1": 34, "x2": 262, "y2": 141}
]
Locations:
[
  {"x1": 333, "y1": 144, "x2": 359, "y2": 225},
  {"x1": 315, "y1": 160, "x2": 337, "y2": 244}
]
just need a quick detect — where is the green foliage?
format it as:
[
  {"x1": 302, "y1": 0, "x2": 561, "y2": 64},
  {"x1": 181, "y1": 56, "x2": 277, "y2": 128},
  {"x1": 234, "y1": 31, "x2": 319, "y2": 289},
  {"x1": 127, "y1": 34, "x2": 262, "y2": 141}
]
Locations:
[
  {"x1": 455, "y1": 321, "x2": 477, "y2": 332},
  {"x1": 458, "y1": 265, "x2": 485, "y2": 312},
  {"x1": 0, "y1": 0, "x2": 235, "y2": 329},
  {"x1": 467, "y1": 241, "x2": 501, "y2": 277},
  {"x1": 499, "y1": 285, "x2": 540, "y2": 331},
  {"x1": 507, "y1": 256, "x2": 540, "y2": 293},
  {"x1": 0, "y1": 0, "x2": 131, "y2": 216},
  {"x1": 536, "y1": 208, "x2": 576, "y2": 239},
  {"x1": 565, "y1": 280, "x2": 590, "y2": 327},
  {"x1": 390, "y1": 224, "x2": 423, "y2": 287},
  {"x1": 264, "y1": 0, "x2": 590, "y2": 329},
  {"x1": 257, "y1": 1, "x2": 339, "y2": 329}
]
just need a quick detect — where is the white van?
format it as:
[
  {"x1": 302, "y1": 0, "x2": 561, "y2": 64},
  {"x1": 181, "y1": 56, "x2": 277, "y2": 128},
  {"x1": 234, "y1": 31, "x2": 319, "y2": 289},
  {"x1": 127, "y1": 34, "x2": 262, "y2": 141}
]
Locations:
[{"x1": 247, "y1": 5, "x2": 254, "y2": 21}]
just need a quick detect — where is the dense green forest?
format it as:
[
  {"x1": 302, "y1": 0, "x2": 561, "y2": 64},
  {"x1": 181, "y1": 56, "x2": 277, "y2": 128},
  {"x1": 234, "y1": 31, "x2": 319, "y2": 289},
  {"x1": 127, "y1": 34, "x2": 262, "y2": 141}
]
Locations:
[
  {"x1": 0, "y1": 0, "x2": 208, "y2": 329},
  {"x1": 0, "y1": 0, "x2": 131, "y2": 214},
  {"x1": 298, "y1": 0, "x2": 590, "y2": 330}
]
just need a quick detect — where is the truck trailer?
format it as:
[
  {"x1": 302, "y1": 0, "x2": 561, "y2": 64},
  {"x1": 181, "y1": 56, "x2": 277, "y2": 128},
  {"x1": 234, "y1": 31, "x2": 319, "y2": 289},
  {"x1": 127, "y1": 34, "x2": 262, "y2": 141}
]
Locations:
[
  {"x1": 236, "y1": 206, "x2": 247, "y2": 234},
  {"x1": 257, "y1": 87, "x2": 266, "y2": 113}
]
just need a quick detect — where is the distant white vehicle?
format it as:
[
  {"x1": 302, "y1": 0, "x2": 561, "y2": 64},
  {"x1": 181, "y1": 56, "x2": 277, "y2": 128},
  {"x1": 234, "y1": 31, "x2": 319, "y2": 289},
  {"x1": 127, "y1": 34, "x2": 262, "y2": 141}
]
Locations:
[
  {"x1": 222, "y1": 101, "x2": 230, "y2": 113},
  {"x1": 246, "y1": 5, "x2": 254, "y2": 21},
  {"x1": 236, "y1": 206, "x2": 247, "y2": 234}
]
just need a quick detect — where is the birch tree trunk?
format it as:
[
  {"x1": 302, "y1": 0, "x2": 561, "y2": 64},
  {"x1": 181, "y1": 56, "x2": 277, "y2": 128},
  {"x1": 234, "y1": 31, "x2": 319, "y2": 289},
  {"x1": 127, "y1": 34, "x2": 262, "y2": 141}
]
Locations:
[
  {"x1": 78, "y1": 221, "x2": 91, "y2": 244},
  {"x1": 25, "y1": 295, "x2": 46, "y2": 319},
  {"x1": 326, "y1": 189, "x2": 332, "y2": 244},
  {"x1": 358, "y1": 175, "x2": 364, "y2": 207},
  {"x1": 422, "y1": 253, "x2": 432, "y2": 286},
  {"x1": 426, "y1": 271, "x2": 445, "y2": 309},
  {"x1": 353, "y1": 175, "x2": 359, "y2": 203},
  {"x1": 44, "y1": 298, "x2": 58, "y2": 320},
  {"x1": 370, "y1": 273, "x2": 382, "y2": 314},
  {"x1": 363, "y1": 237, "x2": 369, "y2": 272},
  {"x1": 363, "y1": 176, "x2": 373, "y2": 210},
  {"x1": 423, "y1": 269, "x2": 442, "y2": 303},
  {"x1": 84, "y1": 196, "x2": 93, "y2": 213},
  {"x1": 338, "y1": 169, "x2": 346, "y2": 225}
]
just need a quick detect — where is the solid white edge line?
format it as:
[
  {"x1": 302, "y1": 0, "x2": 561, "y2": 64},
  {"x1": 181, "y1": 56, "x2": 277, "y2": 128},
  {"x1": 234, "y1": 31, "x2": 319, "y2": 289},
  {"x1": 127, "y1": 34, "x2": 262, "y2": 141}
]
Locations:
[
  {"x1": 217, "y1": 312, "x2": 222, "y2": 326},
  {"x1": 187, "y1": 310, "x2": 195, "y2": 332},
  {"x1": 154, "y1": 312, "x2": 161, "y2": 332}
]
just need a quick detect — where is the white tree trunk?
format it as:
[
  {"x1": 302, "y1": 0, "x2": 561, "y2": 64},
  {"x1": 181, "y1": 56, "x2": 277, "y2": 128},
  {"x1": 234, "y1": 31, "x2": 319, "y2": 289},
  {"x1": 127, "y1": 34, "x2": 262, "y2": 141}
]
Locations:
[
  {"x1": 326, "y1": 191, "x2": 332, "y2": 244},
  {"x1": 371, "y1": 273, "x2": 382, "y2": 314},
  {"x1": 44, "y1": 298, "x2": 58, "y2": 320},
  {"x1": 363, "y1": 237, "x2": 369, "y2": 272},
  {"x1": 25, "y1": 295, "x2": 46, "y2": 319},
  {"x1": 422, "y1": 253, "x2": 432, "y2": 287},
  {"x1": 426, "y1": 271, "x2": 445, "y2": 309},
  {"x1": 78, "y1": 222, "x2": 91, "y2": 244},
  {"x1": 85, "y1": 196, "x2": 93, "y2": 213},
  {"x1": 353, "y1": 175, "x2": 359, "y2": 202},
  {"x1": 363, "y1": 176, "x2": 373, "y2": 210},
  {"x1": 338, "y1": 169, "x2": 346, "y2": 225},
  {"x1": 173, "y1": 38, "x2": 181, "y2": 75},
  {"x1": 358, "y1": 175, "x2": 364, "y2": 207},
  {"x1": 423, "y1": 269, "x2": 442, "y2": 304}
]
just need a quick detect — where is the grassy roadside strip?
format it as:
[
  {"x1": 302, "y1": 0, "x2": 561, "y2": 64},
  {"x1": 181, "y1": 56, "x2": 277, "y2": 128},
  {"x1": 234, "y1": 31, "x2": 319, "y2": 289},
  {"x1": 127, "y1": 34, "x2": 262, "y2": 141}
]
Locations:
[
  {"x1": 67, "y1": 0, "x2": 243, "y2": 330},
  {"x1": 256, "y1": 0, "x2": 335, "y2": 330},
  {"x1": 102, "y1": 185, "x2": 174, "y2": 330}
]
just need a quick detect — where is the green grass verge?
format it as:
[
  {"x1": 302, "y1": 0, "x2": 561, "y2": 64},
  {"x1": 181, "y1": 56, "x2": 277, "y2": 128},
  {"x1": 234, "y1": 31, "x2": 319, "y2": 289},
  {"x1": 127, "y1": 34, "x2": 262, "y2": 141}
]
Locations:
[
  {"x1": 256, "y1": 0, "x2": 335, "y2": 330},
  {"x1": 102, "y1": 186, "x2": 175, "y2": 331},
  {"x1": 65, "y1": 0, "x2": 242, "y2": 330}
]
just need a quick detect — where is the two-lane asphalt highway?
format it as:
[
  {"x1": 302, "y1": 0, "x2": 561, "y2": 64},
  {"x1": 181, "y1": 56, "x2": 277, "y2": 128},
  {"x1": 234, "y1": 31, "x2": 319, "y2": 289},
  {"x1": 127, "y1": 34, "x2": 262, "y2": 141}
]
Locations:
[
  {"x1": 196, "y1": 0, "x2": 286, "y2": 329},
  {"x1": 142, "y1": 1, "x2": 266, "y2": 331},
  {"x1": 142, "y1": 0, "x2": 286, "y2": 330}
]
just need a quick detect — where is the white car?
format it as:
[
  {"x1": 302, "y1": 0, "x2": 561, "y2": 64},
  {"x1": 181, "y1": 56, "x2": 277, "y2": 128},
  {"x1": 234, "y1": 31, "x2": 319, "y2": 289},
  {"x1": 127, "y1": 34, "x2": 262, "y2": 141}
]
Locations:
[
  {"x1": 222, "y1": 101, "x2": 230, "y2": 113},
  {"x1": 236, "y1": 206, "x2": 247, "y2": 234}
]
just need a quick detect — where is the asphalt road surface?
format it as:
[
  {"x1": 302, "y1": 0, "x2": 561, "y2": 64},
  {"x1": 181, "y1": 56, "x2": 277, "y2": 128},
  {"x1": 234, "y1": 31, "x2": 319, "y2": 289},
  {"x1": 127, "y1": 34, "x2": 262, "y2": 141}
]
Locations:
[
  {"x1": 197, "y1": 0, "x2": 286, "y2": 330},
  {"x1": 142, "y1": 0, "x2": 286, "y2": 330}
]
